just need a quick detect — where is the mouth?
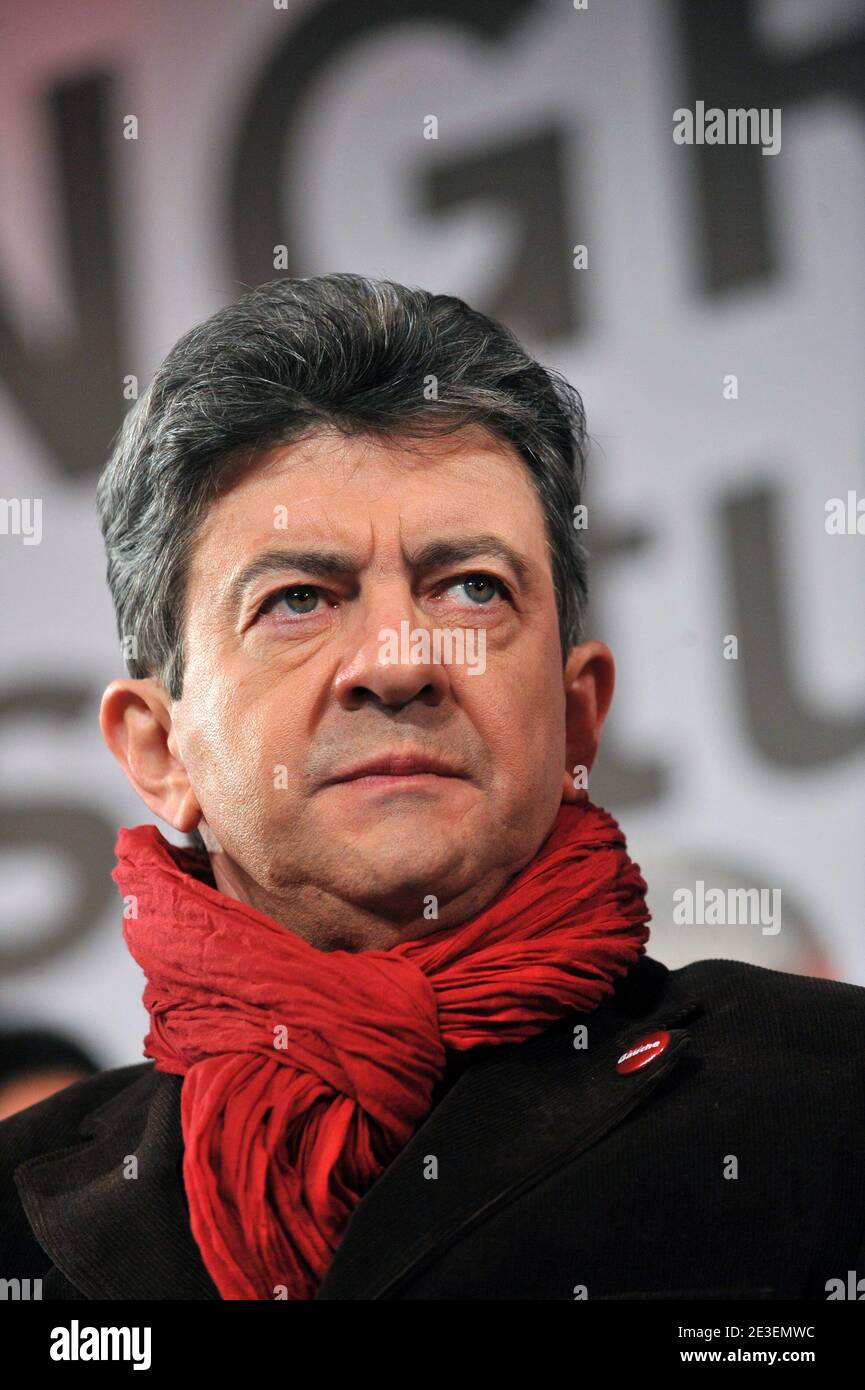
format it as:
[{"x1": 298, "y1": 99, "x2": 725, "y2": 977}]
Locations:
[{"x1": 323, "y1": 752, "x2": 464, "y2": 787}]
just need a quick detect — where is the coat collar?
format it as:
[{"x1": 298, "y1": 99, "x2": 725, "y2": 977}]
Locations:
[
  {"x1": 17, "y1": 1058, "x2": 221, "y2": 1300},
  {"x1": 15, "y1": 954, "x2": 701, "y2": 1300}
]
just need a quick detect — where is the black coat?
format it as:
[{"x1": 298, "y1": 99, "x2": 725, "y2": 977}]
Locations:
[{"x1": 2, "y1": 954, "x2": 864, "y2": 1300}]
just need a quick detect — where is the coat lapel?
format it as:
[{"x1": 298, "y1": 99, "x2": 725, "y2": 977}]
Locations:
[
  {"x1": 315, "y1": 955, "x2": 702, "y2": 1299},
  {"x1": 15, "y1": 954, "x2": 701, "y2": 1301}
]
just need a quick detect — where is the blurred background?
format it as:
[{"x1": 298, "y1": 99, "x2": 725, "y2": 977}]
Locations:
[{"x1": 0, "y1": 0, "x2": 863, "y2": 1098}]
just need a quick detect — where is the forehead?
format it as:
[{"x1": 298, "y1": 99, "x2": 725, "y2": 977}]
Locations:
[{"x1": 193, "y1": 425, "x2": 548, "y2": 553}]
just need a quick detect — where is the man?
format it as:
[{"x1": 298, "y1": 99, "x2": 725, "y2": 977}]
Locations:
[{"x1": 1, "y1": 273, "x2": 863, "y2": 1301}]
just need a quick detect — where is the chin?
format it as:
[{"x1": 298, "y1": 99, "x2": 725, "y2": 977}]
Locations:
[{"x1": 343, "y1": 837, "x2": 475, "y2": 903}]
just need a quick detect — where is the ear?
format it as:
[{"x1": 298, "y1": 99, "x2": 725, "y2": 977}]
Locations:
[
  {"x1": 99, "y1": 677, "x2": 202, "y2": 833},
  {"x1": 560, "y1": 641, "x2": 615, "y2": 804}
]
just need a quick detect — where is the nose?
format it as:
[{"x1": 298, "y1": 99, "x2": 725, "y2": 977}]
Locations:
[{"x1": 332, "y1": 582, "x2": 451, "y2": 711}]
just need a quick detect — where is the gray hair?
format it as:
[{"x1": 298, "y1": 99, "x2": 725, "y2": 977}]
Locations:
[{"x1": 97, "y1": 273, "x2": 590, "y2": 706}]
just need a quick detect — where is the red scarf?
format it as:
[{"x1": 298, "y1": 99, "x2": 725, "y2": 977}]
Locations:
[{"x1": 114, "y1": 799, "x2": 650, "y2": 1300}]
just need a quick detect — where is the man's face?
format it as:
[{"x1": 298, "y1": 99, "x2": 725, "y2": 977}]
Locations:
[{"x1": 146, "y1": 426, "x2": 589, "y2": 945}]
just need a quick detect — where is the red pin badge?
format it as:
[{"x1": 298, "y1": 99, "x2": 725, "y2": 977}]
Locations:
[{"x1": 616, "y1": 1030, "x2": 671, "y2": 1074}]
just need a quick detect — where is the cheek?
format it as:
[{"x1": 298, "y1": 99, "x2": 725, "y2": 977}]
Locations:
[
  {"x1": 467, "y1": 659, "x2": 565, "y2": 778},
  {"x1": 183, "y1": 712, "x2": 276, "y2": 853},
  {"x1": 525, "y1": 667, "x2": 566, "y2": 777},
  {"x1": 180, "y1": 675, "x2": 272, "y2": 802},
  {"x1": 194, "y1": 692, "x2": 311, "y2": 821}
]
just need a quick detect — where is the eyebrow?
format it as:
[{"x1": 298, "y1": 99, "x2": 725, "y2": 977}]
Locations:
[{"x1": 226, "y1": 534, "x2": 533, "y2": 614}]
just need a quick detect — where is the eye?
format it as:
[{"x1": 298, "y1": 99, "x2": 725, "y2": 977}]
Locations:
[
  {"x1": 441, "y1": 573, "x2": 509, "y2": 606},
  {"x1": 255, "y1": 572, "x2": 510, "y2": 623},
  {"x1": 258, "y1": 584, "x2": 327, "y2": 618}
]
